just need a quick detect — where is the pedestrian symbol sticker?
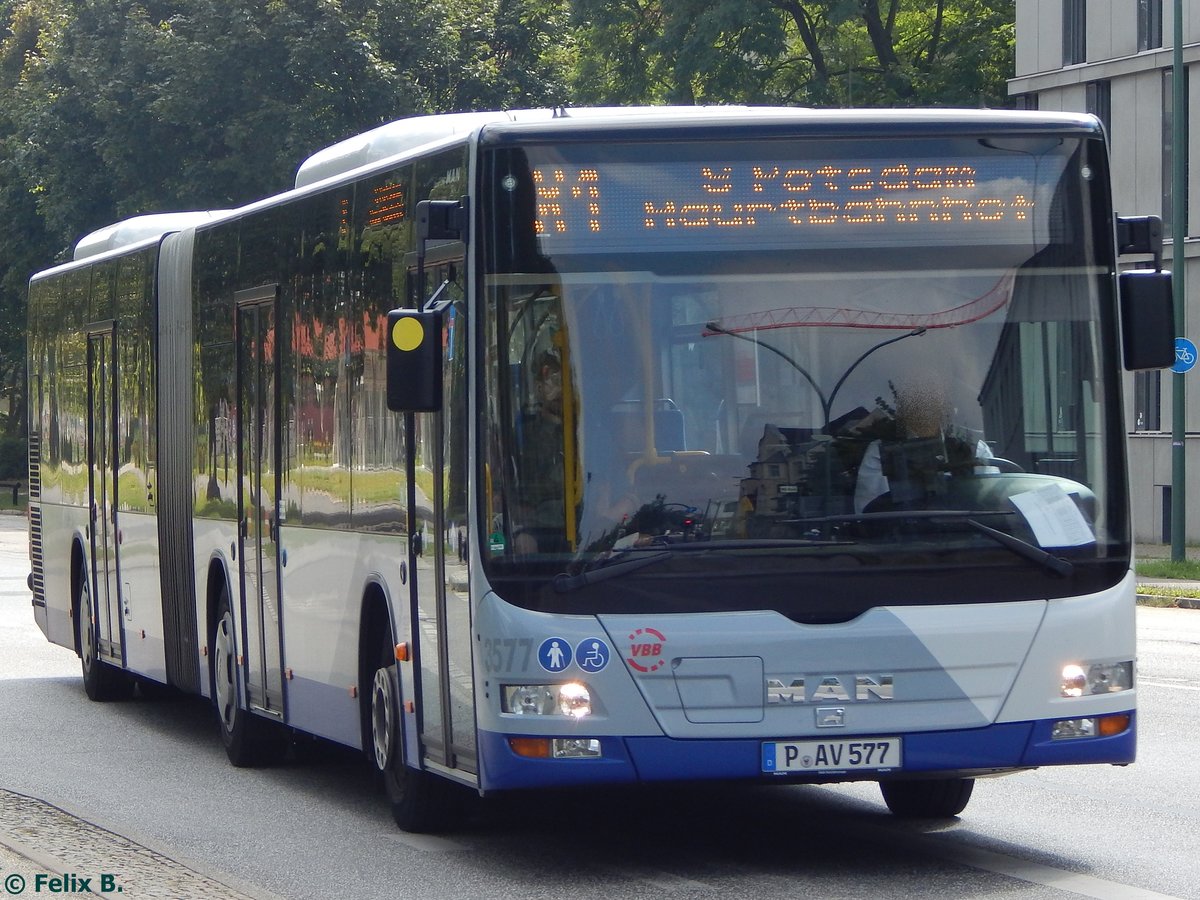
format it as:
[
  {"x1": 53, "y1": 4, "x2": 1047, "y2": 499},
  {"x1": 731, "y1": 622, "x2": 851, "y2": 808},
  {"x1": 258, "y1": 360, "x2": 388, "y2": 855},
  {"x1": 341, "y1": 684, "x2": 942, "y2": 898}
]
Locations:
[
  {"x1": 538, "y1": 637, "x2": 572, "y2": 672},
  {"x1": 575, "y1": 638, "x2": 610, "y2": 673}
]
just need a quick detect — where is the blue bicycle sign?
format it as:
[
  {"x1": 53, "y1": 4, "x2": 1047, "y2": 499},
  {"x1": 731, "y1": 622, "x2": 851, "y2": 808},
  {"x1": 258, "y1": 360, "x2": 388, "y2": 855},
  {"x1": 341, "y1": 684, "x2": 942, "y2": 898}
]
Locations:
[{"x1": 1173, "y1": 338, "x2": 1197, "y2": 374}]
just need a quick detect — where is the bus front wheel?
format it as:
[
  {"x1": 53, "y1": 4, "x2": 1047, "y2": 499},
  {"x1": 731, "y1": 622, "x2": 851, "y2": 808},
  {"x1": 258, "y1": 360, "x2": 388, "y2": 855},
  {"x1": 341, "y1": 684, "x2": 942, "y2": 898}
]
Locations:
[
  {"x1": 369, "y1": 653, "x2": 452, "y2": 833},
  {"x1": 879, "y1": 777, "x2": 975, "y2": 818}
]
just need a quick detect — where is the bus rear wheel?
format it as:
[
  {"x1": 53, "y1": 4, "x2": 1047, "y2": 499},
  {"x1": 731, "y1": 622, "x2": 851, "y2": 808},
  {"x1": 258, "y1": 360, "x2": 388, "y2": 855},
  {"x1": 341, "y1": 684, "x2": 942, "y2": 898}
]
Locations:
[
  {"x1": 880, "y1": 777, "x2": 975, "y2": 818},
  {"x1": 369, "y1": 652, "x2": 453, "y2": 833},
  {"x1": 76, "y1": 575, "x2": 132, "y2": 702},
  {"x1": 211, "y1": 589, "x2": 285, "y2": 767}
]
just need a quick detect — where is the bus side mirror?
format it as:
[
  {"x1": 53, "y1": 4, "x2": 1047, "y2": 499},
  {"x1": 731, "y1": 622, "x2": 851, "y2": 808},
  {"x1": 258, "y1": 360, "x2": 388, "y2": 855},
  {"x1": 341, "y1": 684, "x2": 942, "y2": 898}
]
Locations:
[
  {"x1": 386, "y1": 308, "x2": 443, "y2": 411},
  {"x1": 1119, "y1": 270, "x2": 1175, "y2": 370}
]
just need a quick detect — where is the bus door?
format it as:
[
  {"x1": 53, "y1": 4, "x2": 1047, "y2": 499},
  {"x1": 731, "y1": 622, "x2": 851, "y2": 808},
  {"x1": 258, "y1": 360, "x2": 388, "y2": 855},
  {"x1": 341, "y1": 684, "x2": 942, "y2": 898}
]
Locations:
[
  {"x1": 411, "y1": 259, "x2": 477, "y2": 776},
  {"x1": 235, "y1": 285, "x2": 286, "y2": 720},
  {"x1": 86, "y1": 323, "x2": 124, "y2": 665}
]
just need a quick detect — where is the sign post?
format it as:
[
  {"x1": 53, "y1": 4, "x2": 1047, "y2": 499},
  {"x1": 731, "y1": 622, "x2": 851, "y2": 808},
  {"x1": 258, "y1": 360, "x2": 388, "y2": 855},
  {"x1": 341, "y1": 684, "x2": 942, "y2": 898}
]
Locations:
[{"x1": 1170, "y1": 0, "x2": 1187, "y2": 560}]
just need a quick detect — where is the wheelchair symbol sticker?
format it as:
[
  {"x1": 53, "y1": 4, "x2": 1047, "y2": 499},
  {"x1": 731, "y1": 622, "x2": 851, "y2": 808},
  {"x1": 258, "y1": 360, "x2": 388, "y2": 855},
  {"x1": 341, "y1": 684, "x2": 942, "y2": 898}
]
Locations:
[
  {"x1": 1173, "y1": 338, "x2": 1197, "y2": 374},
  {"x1": 575, "y1": 638, "x2": 610, "y2": 673}
]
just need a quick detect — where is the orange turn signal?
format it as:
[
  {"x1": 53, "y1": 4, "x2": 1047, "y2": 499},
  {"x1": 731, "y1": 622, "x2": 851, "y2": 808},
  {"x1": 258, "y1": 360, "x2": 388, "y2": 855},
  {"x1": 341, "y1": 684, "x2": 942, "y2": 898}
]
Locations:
[
  {"x1": 1098, "y1": 714, "x2": 1131, "y2": 736},
  {"x1": 508, "y1": 737, "x2": 552, "y2": 758}
]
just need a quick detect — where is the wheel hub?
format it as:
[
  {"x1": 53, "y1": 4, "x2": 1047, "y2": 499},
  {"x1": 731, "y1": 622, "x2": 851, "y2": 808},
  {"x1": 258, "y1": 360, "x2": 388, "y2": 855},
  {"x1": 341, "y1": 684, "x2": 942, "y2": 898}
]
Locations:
[
  {"x1": 79, "y1": 583, "x2": 95, "y2": 671},
  {"x1": 213, "y1": 612, "x2": 237, "y2": 732},
  {"x1": 371, "y1": 667, "x2": 395, "y2": 771}
]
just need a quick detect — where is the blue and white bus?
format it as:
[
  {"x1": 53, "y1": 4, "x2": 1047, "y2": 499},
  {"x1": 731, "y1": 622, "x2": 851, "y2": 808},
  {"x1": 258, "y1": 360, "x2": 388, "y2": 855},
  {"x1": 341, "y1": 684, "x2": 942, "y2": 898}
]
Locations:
[{"x1": 27, "y1": 107, "x2": 1174, "y2": 831}]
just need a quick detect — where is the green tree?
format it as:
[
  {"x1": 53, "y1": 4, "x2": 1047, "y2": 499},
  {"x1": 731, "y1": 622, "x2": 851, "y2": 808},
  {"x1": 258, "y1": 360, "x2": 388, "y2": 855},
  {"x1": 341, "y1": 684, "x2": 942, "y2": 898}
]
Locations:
[
  {"x1": 819, "y1": 0, "x2": 1016, "y2": 106},
  {"x1": 5, "y1": 0, "x2": 574, "y2": 248},
  {"x1": 571, "y1": 0, "x2": 788, "y2": 104},
  {"x1": 8, "y1": 0, "x2": 424, "y2": 241},
  {"x1": 0, "y1": 0, "x2": 55, "y2": 442},
  {"x1": 373, "y1": 0, "x2": 572, "y2": 111},
  {"x1": 569, "y1": 0, "x2": 1014, "y2": 108}
]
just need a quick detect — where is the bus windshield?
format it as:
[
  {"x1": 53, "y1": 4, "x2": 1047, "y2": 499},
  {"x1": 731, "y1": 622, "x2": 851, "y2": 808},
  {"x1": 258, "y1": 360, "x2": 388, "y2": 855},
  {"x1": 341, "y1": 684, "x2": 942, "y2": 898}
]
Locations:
[{"x1": 480, "y1": 132, "x2": 1128, "y2": 620}]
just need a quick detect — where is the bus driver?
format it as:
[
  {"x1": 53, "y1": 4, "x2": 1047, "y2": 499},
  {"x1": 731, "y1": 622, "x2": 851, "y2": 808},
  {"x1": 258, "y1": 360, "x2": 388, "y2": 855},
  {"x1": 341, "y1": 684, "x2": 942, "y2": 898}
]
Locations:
[{"x1": 853, "y1": 377, "x2": 996, "y2": 513}]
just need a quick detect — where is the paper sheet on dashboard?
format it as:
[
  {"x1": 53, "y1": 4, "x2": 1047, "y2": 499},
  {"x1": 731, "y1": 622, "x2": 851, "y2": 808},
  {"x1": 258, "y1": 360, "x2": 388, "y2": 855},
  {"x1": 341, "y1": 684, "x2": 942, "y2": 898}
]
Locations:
[{"x1": 1009, "y1": 483, "x2": 1095, "y2": 547}]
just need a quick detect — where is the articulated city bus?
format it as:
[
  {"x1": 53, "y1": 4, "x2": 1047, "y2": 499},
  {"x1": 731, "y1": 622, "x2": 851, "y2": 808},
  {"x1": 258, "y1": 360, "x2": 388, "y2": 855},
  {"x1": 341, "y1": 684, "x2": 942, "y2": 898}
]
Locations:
[{"x1": 27, "y1": 107, "x2": 1174, "y2": 831}]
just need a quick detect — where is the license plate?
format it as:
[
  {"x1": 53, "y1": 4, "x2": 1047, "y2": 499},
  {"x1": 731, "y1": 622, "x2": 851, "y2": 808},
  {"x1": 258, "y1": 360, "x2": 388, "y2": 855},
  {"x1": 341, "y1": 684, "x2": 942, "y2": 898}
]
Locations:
[{"x1": 762, "y1": 737, "x2": 902, "y2": 773}]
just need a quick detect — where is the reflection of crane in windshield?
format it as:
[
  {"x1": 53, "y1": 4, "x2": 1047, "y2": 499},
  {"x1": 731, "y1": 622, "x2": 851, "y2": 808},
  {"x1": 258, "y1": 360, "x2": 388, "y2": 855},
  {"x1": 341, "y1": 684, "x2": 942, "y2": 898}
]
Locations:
[
  {"x1": 703, "y1": 272, "x2": 1015, "y2": 427},
  {"x1": 700, "y1": 272, "x2": 1014, "y2": 336},
  {"x1": 705, "y1": 321, "x2": 926, "y2": 428}
]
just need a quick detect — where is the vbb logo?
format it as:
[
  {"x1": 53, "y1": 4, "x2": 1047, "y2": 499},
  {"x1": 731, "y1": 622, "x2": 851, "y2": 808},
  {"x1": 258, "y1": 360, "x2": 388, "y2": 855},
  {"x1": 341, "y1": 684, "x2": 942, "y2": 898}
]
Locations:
[{"x1": 626, "y1": 627, "x2": 667, "y2": 672}]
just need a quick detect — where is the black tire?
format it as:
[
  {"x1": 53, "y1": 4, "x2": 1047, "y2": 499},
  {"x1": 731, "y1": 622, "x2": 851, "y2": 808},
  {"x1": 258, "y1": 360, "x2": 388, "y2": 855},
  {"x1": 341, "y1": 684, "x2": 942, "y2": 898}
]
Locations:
[
  {"x1": 76, "y1": 574, "x2": 133, "y2": 702},
  {"x1": 368, "y1": 631, "x2": 457, "y2": 833},
  {"x1": 211, "y1": 587, "x2": 286, "y2": 767},
  {"x1": 880, "y1": 777, "x2": 975, "y2": 818}
]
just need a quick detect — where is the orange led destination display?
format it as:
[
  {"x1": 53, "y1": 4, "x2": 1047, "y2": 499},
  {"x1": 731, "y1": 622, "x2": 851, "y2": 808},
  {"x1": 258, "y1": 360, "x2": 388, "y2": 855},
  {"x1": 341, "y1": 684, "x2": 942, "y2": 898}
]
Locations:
[{"x1": 529, "y1": 156, "x2": 1042, "y2": 252}]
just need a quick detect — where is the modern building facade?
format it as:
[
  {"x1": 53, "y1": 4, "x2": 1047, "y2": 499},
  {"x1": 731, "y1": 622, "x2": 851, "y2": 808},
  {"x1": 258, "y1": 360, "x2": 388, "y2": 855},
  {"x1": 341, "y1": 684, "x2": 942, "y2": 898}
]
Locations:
[{"x1": 1010, "y1": 0, "x2": 1199, "y2": 543}]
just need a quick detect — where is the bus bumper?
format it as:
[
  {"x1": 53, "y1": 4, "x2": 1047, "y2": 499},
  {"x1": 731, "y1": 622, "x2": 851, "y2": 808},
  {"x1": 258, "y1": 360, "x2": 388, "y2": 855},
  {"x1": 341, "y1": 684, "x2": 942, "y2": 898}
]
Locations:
[{"x1": 477, "y1": 711, "x2": 1135, "y2": 791}]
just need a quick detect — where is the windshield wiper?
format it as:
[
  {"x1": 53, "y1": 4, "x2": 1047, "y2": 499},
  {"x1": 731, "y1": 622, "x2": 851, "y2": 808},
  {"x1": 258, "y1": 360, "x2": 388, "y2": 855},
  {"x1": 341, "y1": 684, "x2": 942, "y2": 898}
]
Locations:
[
  {"x1": 965, "y1": 518, "x2": 1074, "y2": 578},
  {"x1": 788, "y1": 509, "x2": 1010, "y2": 525},
  {"x1": 789, "y1": 509, "x2": 1074, "y2": 577},
  {"x1": 553, "y1": 538, "x2": 853, "y2": 593},
  {"x1": 554, "y1": 549, "x2": 673, "y2": 593}
]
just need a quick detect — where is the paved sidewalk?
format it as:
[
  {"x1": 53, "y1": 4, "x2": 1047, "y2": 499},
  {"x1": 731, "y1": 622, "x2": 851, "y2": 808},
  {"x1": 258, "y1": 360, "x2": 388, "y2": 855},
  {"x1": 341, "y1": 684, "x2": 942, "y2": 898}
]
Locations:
[
  {"x1": 0, "y1": 791, "x2": 267, "y2": 899},
  {"x1": 0, "y1": 840, "x2": 51, "y2": 890}
]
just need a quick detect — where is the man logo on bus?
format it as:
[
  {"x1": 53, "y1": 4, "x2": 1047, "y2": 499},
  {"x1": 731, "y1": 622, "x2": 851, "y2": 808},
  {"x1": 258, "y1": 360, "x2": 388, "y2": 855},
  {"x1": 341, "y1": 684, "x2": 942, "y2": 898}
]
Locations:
[
  {"x1": 766, "y1": 674, "x2": 895, "y2": 704},
  {"x1": 626, "y1": 627, "x2": 667, "y2": 672}
]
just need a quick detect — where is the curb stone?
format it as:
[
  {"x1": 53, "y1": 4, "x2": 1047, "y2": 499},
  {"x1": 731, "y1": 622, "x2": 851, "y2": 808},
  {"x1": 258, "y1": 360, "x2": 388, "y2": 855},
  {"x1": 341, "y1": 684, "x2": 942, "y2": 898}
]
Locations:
[{"x1": 1137, "y1": 594, "x2": 1200, "y2": 608}]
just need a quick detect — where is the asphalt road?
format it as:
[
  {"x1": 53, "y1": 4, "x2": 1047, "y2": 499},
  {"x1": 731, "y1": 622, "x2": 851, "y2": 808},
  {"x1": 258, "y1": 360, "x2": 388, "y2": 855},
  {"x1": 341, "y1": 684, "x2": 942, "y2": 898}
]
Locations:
[{"x1": 2, "y1": 515, "x2": 1198, "y2": 899}]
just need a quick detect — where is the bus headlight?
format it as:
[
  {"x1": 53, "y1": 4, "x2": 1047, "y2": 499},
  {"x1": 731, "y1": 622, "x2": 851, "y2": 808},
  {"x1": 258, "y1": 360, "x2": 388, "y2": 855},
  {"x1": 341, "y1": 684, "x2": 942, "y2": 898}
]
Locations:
[
  {"x1": 556, "y1": 682, "x2": 592, "y2": 718},
  {"x1": 1060, "y1": 661, "x2": 1133, "y2": 698},
  {"x1": 502, "y1": 682, "x2": 593, "y2": 718}
]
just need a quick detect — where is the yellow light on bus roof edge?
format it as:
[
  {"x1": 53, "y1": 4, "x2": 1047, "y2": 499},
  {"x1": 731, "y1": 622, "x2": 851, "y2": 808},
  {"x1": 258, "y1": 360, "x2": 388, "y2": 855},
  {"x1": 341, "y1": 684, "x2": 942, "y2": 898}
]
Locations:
[{"x1": 392, "y1": 316, "x2": 424, "y2": 352}]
